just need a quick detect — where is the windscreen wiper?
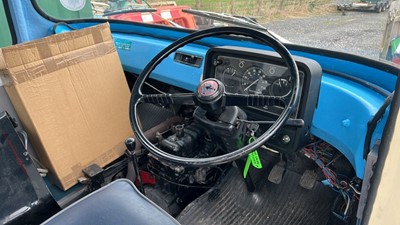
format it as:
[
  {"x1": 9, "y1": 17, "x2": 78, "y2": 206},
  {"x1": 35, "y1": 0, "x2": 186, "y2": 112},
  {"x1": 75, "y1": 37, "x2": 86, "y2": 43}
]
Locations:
[
  {"x1": 182, "y1": 9, "x2": 268, "y2": 31},
  {"x1": 103, "y1": 8, "x2": 156, "y2": 17},
  {"x1": 182, "y1": 9, "x2": 288, "y2": 42}
]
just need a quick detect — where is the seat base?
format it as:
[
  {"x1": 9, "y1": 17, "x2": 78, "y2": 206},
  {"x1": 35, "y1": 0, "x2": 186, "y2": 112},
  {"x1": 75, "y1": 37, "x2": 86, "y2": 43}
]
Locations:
[{"x1": 43, "y1": 179, "x2": 180, "y2": 225}]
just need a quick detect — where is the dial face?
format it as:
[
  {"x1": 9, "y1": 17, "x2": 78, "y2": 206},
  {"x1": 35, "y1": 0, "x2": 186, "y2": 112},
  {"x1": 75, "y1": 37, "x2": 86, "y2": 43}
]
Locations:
[
  {"x1": 222, "y1": 67, "x2": 239, "y2": 93},
  {"x1": 241, "y1": 67, "x2": 268, "y2": 94},
  {"x1": 270, "y1": 78, "x2": 292, "y2": 97}
]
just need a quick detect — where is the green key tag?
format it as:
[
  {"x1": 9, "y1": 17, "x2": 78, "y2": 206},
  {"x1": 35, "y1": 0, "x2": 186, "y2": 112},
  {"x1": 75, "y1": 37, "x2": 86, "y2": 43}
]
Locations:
[
  {"x1": 243, "y1": 136, "x2": 263, "y2": 178},
  {"x1": 249, "y1": 151, "x2": 262, "y2": 168}
]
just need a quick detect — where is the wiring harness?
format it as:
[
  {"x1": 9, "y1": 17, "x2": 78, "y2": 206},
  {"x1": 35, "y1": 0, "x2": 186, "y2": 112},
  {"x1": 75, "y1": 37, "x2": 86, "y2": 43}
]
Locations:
[{"x1": 301, "y1": 140, "x2": 361, "y2": 222}]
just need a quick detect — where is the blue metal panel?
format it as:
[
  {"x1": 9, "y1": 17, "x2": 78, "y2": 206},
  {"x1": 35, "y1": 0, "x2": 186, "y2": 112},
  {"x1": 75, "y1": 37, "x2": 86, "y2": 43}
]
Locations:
[
  {"x1": 112, "y1": 33, "x2": 207, "y2": 91},
  {"x1": 292, "y1": 52, "x2": 397, "y2": 93},
  {"x1": 311, "y1": 73, "x2": 387, "y2": 177},
  {"x1": 8, "y1": 0, "x2": 53, "y2": 43},
  {"x1": 53, "y1": 24, "x2": 73, "y2": 34}
]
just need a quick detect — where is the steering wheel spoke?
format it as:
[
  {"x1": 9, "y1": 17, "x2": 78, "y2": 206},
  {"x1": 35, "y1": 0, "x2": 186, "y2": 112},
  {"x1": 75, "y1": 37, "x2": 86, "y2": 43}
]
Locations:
[
  {"x1": 225, "y1": 93, "x2": 286, "y2": 107},
  {"x1": 141, "y1": 93, "x2": 195, "y2": 105}
]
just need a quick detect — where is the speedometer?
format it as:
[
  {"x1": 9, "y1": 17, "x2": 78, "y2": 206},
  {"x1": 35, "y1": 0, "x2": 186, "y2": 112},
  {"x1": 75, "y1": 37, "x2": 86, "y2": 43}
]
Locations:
[{"x1": 241, "y1": 67, "x2": 268, "y2": 94}]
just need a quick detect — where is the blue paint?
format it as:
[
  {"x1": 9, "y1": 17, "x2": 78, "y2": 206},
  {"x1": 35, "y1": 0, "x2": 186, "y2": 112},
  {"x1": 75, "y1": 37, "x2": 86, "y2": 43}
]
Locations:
[
  {"x1": 342, "y1": 119, "x2": 351, "y2": 127},
  {"x1": 112, "y1": 33, "x2": 207, "y2": 91},
  {"x1": 52, "y1": 23, "x2": 73, "y2": 34},
  {"x1": 291, "y1": 52, "x2": 397, "y2": 92},
  {"x1": 311, "y1": 74, "x2": 387, "y2": 177},
  {"x1": 8, "y1": 0, "x2": 53, "y2": 43}
]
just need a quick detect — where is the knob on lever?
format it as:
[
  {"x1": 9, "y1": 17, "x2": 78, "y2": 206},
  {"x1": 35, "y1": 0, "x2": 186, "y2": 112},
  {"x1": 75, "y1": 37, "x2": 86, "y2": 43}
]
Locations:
[
  {"x1": 125, "y1": 137, "x2": 136, "y2": 152},
  {"x1": 125, "y1": 138, "x2": 145, "y2": 194}
]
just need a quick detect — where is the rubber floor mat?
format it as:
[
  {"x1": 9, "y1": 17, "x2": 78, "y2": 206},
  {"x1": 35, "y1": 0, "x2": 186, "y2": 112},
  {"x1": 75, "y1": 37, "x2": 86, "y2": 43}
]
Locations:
[{"x1": 177, "y1": 167, "x2": 336, "y2": 225}]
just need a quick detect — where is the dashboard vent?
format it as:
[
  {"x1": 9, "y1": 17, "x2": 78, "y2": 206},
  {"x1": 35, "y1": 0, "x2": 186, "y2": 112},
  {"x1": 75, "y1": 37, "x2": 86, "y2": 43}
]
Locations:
[{"x1": 174, "y1": 52, "x2": 202, "y2": 67}]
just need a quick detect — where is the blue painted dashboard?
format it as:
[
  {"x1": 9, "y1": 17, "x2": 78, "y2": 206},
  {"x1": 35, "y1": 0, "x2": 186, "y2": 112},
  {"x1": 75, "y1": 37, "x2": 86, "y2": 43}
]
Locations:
[
  {"x1": 10, "y1": 0, "x2": 398, "y2": 178},
  {"x1": 109, "y1": 29, "x2": 391, "y2": 178},
  {"x1": 55, "y1": 22, "x2": 395, "y2": 178}
]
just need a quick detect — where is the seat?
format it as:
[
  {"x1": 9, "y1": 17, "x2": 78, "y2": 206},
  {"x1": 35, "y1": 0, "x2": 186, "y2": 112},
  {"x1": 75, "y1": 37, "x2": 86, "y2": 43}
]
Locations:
[
  {"x1": 0, "y1": 111, "x2": 60, "y2": 225},
  {"x1": 42, "y1": 179, "x2": 180, "y2": 225}
]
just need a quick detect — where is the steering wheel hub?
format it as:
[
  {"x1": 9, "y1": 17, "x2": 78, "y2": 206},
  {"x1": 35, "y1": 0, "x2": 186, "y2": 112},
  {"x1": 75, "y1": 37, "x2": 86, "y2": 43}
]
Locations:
[
  {"x1": 194, "y1": 78, "x2": 226, "y2": 113},
  {"x1": 196, "y1": 79, "x2": 224, "y2": 101},
  {"x1": 197, "y1": 79, "x2": 221, "y2": 98}
]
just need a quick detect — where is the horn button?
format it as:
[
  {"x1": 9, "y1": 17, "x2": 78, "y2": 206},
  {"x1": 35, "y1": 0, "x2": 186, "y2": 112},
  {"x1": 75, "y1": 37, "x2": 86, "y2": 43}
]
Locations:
[{"x1": 195, "y1": 78, "x2": 225, "y2": 113}]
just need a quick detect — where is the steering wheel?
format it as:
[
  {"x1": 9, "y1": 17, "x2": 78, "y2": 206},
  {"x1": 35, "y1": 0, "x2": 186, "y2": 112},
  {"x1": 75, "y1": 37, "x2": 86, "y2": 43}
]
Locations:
[{"x1": 129, "y1": 26, "x2": 300, "y2": 166}]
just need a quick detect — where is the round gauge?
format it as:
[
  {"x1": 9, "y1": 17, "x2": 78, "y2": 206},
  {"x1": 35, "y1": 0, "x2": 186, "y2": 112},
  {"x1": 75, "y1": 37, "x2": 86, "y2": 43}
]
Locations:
[
  {"x1": 265, "y1": 65, "x2": 285, "y2": 82},
  {"x1": 222, "y1": 67, "x2": 239, "y2": 93},
  {"x1": 270, "y1": 78, "x2": 292, "y2": 97},
  {"x1": 241, "y1": 67, "x2": 268, "y2": 94}
]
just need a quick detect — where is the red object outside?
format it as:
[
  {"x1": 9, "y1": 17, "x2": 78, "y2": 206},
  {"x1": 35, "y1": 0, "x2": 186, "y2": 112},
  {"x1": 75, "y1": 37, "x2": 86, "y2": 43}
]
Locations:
[
  {"x1": 393, "y1": 56, "x2": 400, "y2": 65},
  {"x1": 109, "y1": 5, "x2": 197, "y2": 29}
]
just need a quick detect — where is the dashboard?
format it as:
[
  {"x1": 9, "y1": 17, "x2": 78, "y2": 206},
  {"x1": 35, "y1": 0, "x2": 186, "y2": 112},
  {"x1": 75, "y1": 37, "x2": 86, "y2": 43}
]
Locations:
[{"x1": 203, "y1": 46, "x2": 322, "y2": 152}]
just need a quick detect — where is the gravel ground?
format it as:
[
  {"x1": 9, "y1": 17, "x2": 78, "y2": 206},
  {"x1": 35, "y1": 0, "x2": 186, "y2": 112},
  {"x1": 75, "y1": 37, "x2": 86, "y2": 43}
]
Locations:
[{"x1": 266, "y1": 11, "x2": 388, "y2": 59}]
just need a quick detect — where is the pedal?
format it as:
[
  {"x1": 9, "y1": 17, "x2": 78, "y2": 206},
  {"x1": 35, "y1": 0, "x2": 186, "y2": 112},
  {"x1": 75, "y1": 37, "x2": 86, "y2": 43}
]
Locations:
[
  {"x1": 299, "y1": 170, "x2": 317, "y2": 190},
  {"x1": 268, "y1": 162, "x2": 286, "y2": 184}
]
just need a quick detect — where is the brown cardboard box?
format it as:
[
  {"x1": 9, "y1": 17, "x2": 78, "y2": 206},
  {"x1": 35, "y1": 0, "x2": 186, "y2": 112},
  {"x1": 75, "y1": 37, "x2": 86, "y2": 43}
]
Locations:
[{"x1": 0, "y1": 23, "x2": 133, "y2": 190}]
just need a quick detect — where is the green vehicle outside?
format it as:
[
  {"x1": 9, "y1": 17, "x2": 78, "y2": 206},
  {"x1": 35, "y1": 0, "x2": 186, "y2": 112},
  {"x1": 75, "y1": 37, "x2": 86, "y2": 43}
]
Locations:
[
  {"x1": 35, "y1": 0, "x2": 93, "y2": 19},
  {"x1": 0, "y1": 0, "x2": 12, "y2": 47}
]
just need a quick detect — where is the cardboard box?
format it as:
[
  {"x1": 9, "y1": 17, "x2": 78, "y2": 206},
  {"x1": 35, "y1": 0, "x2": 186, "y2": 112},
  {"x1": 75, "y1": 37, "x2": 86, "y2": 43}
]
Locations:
[{"x1": 0, "y1": 23, "x2": 133, "y2": 190}]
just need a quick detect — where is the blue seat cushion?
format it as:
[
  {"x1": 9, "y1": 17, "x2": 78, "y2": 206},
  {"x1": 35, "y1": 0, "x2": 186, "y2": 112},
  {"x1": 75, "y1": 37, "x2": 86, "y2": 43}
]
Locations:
[{"x1": 42, "y1": 179, "x2": 180, "y2": 225}]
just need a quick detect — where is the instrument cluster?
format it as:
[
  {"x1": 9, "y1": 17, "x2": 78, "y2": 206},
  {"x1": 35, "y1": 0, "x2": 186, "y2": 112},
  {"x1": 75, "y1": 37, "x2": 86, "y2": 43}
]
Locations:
[
  {"x1": 204, "y1": 46, "x2": 322, "y2": 153},
  {"x1": 214, "y1": 56, "x2": 293, "y2": 98}
]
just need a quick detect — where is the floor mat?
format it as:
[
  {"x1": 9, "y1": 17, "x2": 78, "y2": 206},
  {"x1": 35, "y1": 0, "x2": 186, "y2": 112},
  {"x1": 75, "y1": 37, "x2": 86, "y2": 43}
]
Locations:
[{"x1": 177, "y1": 166, "x2": 336, "y2": 225}]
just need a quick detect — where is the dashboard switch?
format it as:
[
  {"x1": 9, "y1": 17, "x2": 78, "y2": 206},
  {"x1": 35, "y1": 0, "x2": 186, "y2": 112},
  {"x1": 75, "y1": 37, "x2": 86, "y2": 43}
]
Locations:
[{"x1": 281, "y1": 134, "x2": 291, "y2": 144}]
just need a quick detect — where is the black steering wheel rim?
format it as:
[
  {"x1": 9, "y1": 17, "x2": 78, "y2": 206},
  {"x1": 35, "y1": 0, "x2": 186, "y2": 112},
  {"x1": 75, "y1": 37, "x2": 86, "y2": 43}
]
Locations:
[{"x1": 129, "y1": 26, "x2": 300, "y2": 166}]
